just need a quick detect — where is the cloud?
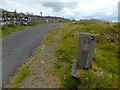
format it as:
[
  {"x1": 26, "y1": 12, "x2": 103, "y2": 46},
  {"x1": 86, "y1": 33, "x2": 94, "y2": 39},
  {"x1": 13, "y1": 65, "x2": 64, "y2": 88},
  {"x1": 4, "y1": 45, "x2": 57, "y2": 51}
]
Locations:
[
  {"x1": 41, "y1": 2, "x2": 77, "y2": 12},
  {"x1": 1, "y1": 0, "x2": 119, "y2": 21},
  {"x1": 58, "y1": 0, "x2": 118, "y2": 21}
]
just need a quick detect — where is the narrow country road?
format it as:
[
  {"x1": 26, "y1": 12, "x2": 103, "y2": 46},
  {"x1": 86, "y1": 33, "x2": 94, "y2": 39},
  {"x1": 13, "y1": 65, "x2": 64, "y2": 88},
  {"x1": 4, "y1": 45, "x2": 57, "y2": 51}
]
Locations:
[{"x1": 2, "y1": 23, "x2": 59, "y2": 86}]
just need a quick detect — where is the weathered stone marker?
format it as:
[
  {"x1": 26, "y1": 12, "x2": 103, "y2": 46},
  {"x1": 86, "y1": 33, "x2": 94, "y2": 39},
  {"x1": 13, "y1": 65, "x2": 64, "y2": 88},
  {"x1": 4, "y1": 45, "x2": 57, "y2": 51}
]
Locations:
[
  {"x1": 71, "y1": 33, "x2": 97, "y2": 77},
  {"x1": 76, "y1": 33, "x2": 97, "y2": 68}
]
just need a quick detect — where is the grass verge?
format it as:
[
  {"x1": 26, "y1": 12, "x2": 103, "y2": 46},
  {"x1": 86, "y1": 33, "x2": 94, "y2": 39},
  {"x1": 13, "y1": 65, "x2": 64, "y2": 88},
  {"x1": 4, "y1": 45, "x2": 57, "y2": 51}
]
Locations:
[{"x1": 2, "y1": 22, "x2": 53, "y2": 37}]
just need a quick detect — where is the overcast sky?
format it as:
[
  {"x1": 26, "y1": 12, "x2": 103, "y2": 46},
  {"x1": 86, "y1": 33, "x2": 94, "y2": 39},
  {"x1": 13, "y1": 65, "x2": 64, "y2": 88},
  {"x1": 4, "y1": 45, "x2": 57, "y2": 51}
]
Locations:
[{"x1": 1, "y1": 0, "x2": 119, "y2": 22}]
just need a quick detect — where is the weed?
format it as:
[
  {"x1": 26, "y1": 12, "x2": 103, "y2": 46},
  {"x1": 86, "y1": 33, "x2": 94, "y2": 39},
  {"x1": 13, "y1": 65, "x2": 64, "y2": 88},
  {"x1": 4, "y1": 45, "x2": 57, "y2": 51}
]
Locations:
[{"x1": 54, "y1": 63, "x2": 62, "y2": 69}]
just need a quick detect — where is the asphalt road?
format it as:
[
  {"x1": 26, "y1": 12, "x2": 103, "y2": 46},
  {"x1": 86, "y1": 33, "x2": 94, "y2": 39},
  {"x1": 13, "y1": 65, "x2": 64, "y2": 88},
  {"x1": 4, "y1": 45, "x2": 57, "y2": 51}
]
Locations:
[{"x1": 2, "y1": 23, "x2": 59, "y2": 86}]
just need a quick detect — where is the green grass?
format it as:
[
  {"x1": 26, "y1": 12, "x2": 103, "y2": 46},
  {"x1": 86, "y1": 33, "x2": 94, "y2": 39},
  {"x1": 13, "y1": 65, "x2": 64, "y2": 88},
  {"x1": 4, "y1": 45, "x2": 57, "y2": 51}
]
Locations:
[
  {"x1": 60, "y1": 64, "x2": 80, "y2": 88},
  {"x1": 53, "y1": 19, "x2": 118, "y2": 88},
  {"x1": 2, "y1": 22, "x2": 53, "y2": 37},
  {"x1": 54, "y1": 63, "x2": 62, "y2": 69},
  {"x1": 10, "y1": 64, "x2": 30, "y2": 88}
]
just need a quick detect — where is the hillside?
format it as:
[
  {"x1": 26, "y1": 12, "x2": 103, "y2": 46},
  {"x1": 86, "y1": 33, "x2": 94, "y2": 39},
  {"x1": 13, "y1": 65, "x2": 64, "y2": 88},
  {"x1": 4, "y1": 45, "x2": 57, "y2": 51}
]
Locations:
[
  {"x1": 6, "y1": 19, "x2": 118, "y2": 88},
  {"x1": 53, "y1": 19, "x2": 118, "y2": 88}
]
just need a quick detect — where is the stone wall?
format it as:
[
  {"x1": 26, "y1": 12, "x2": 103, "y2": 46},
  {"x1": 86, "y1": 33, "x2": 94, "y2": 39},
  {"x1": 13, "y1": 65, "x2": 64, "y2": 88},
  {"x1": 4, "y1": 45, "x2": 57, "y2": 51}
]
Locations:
[{"x1": 0, "y1": 10, "x2": 70, "y2": 26}]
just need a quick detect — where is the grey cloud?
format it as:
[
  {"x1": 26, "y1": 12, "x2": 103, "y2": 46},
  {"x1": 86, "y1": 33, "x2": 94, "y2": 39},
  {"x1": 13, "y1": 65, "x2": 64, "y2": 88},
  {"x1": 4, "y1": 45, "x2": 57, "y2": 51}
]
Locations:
[{"x1": 41, "y1": 2, "x2": 77, "y2": 12}]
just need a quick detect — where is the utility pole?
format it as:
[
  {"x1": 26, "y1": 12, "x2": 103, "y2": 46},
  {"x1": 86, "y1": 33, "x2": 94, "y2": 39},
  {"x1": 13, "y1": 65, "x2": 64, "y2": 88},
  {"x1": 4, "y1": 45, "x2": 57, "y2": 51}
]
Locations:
[{"x1": 40, "y1": 12, "x2": 42, "y2": 17}]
